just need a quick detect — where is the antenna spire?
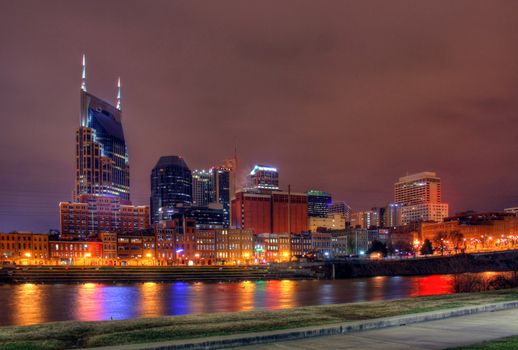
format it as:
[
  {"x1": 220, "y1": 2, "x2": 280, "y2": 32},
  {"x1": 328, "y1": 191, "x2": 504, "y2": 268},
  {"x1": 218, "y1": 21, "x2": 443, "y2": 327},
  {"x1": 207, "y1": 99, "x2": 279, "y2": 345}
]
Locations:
[
  {"x1": 81, "y1": 54, "x2": 87, "y2": 91},
  {"x1": 116, "y1": 77, "x2": 121, "y2": 110}
]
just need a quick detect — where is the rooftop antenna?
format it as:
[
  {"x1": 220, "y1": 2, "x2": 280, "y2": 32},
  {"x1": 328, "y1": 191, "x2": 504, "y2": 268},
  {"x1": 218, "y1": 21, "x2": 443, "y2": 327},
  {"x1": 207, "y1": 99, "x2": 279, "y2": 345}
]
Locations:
[
  {"x1": 116, "y1": 77, "x2": 121, "y2": 110},
  {"x1": 81, "y1": 54, "x2": 87, "y2": 92}
]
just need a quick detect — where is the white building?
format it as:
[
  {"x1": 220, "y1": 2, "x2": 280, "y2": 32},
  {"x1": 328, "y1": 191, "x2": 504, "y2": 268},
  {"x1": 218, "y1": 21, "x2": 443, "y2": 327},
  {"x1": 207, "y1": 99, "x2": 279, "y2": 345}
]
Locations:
[{"x1": 394, "y1": 171, "x2": 448, "y2": 225}]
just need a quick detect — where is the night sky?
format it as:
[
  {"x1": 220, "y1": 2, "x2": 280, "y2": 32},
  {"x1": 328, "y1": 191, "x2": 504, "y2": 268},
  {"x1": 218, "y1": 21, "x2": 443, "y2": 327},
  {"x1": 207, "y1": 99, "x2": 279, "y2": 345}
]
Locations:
[{"x1": 1, "y1": 1, "x2": 517, "y2": 232}]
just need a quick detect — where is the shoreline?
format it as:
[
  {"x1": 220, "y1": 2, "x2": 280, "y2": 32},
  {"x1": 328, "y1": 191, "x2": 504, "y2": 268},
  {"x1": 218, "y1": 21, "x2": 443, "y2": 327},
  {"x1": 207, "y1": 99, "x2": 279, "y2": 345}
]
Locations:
[{"x1": 1, "y1": 288, "x2": 517, "y2": 350}]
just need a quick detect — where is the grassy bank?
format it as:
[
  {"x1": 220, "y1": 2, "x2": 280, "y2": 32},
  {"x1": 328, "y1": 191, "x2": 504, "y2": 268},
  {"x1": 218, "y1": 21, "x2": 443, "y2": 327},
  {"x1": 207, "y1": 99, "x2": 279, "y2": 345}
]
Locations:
[
  {"x1": 448, "y1": 336, "x2": 518, "y2": 349},
  {"x1": 1, "y1": 288, "x2": 518, "y2": 350}
]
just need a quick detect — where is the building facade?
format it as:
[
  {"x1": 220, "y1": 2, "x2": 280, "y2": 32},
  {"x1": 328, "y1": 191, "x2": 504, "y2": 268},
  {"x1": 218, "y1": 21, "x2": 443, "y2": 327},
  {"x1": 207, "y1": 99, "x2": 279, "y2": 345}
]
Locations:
[
  {"x1": 328, "y1": 201, "x2": 351, "y2": 222},
  {"x1": 394, "y1": 172, "x2": 448, "y2": 225},
  {"x1": 0, "y1": 232, "x2": 49, "y2": 263},
  {"x1": 246, "y1": 165, "x2": 279, "y2": 191},
  {"x1": 150, "y1": 156, "x2": 193, "y2": 224},
  {"x1": 232, "y1": 190, "x2": 308, "y2": 234},
  {"x1": 59, "y1": 58, "x2": 150, "y2": 241},
  {"x1": 77, "y1": 87, "x2": 130, "y2": 202},
  {"x1": 192, "y1": 170, "x2": 212, "y2": 207},
  {"x1": 307, "y1": 190, "x2": 332, "y2": 217},
  {"x1": 308, "y1": 213, "x2": 346, "y2": 232}
]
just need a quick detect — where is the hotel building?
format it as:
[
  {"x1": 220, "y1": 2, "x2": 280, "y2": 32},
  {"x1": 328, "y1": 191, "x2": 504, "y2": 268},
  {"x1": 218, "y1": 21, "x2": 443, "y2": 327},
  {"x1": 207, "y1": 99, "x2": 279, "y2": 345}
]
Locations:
[{"x1": 394, "y1": 171, "x2": 448, "y2": 225}]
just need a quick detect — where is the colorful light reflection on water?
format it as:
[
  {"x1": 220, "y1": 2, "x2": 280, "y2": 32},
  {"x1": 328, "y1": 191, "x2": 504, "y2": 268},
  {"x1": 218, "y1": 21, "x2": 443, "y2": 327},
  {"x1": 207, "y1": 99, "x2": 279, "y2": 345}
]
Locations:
[{"x1": 0, "y1": 275, "x2": 455, "y2": 326}]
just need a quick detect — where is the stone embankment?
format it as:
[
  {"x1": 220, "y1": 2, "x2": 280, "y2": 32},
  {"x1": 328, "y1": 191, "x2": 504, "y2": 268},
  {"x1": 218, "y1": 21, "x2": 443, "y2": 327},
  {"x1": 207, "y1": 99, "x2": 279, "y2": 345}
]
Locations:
[
  {"x1": 0, "y1": 265, "x2": 316, "y2": 283},
  {"x1": 325, "y1": 250, "x2": 518, "y2": 278}
]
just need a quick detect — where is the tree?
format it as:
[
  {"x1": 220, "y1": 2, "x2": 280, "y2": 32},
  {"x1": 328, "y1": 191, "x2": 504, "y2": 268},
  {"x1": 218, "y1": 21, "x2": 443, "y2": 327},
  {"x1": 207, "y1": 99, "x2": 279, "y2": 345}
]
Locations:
[
  {"x1": 367, "y1": 240, "x2": 388, "y2": 257},
  {"x1": 420, "y1": 239, "x2": 434, "y2": 255},
  {"x1": 433, "y1": 231, "x2": 449, "y2": 256},
  {"x1": 449, "y1": 231, "x2": 465, "y2": 254}
]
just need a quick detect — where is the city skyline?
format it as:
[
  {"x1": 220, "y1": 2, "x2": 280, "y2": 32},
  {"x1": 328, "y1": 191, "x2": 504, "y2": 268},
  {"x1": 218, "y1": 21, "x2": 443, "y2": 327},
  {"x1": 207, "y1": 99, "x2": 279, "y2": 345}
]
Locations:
[{"x1": 1, "y1": 1, "x2": 518, "y2": 231}]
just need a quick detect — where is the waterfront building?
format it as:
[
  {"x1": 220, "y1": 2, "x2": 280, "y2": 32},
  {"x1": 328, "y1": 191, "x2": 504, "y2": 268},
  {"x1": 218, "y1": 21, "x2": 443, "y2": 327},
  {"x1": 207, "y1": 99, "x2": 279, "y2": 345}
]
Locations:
[
  {"x1": 310, "y1": 232, "x2": 333, "y2": 259},
  {"x1": 150, "y1": 156, "x2": 193, "y2": 224},
  {"x1": 116, "y1": 230, "x2": 156, "y2": 265},
  {"x1": 290, "y1": 232, "x2": 312, "y2": 258},
  {"x1": 254, "y1": 233, "x2": 291, "y2": 262},
  {"x1": 307, "y1": 190, "x2": 332, "y2": 217},
  {"x1": 342, "y1": 228, "x2": 370, "y2": 255},
  {"x1": 196, "y1": 228, "x2": 253, "y2": 265},
  {"x1": 504, "y1": 207, "x2": 518, "y2": 216},
  {"x1": 99, "y1": 232, "x2": 117, "y2": 260},
  {"x1": 50, "y1": 240, "x2": 103, "y2": 264},
  {"x1": 59, "y1": 195, "x2": 149, "y2": 239},
  {"x1": 0, "y1": 232, "x2": 49, "y2": 263},
  {"x1": 232, "y1": 190, "x2": 308, "y2": 234},
  {"x1": 419, "y1": 212, "x2": 518, "y2": 253},
  {"x1": 210, "y1": 228, "x2": 254, "y2": 265},
  {"x1": 246, "y1": 165, "x2": 279, "y2": 191},
  {"x1": 158, "y1": 217, "x2": 197, "y2": 265},
  {"x1": 394, "y1": 171, "x2": 449, "y2": 225}
]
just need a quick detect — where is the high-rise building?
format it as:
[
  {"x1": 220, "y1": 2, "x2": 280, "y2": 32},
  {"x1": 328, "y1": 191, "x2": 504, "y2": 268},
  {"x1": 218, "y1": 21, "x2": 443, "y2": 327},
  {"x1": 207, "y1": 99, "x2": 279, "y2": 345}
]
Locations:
[
  {"x1": 76, "y1": 67, "x2": 130, "y2": 202},
  {"x1": 231, "y1": 190, "x2": 308, "y2": 234},
  {"x1": 307, "y1": 190, "x2": 332, "y2": 217},
  {"x1": 394, "y1": 171, "x2": 448, "y2": 224},
  {"x1": 150, "y1": 156, "x2": 193, "y2": 224},
  {"x1": 220, "y1": 155, "x2": 238, "y2": 199},
  {"x1": 211, "y1": 166, "x2": 231, "y2": 227},
  {"x1": 246, "y1": 165, "x2": 279, "y2": 191},
  {"x1": 328, "y1": 201, "x2": 352, "y2": 222},
  {"x1": 192, "y1": 170, "x2": 212, "y2": 207},
  {"x1": 60, "y1": 55, "x2": 149, "y2": 239},
  {"x1": 383, "y1": 203, "x2": 402, "y2": 227}
]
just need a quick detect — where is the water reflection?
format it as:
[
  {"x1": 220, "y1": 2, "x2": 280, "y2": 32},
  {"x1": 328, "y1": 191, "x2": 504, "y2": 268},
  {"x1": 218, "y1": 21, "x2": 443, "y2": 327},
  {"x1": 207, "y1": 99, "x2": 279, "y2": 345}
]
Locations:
[
  {"x1": 0, "y1": 275, "x2": 457, "y2": 326},
  {"x1": 13, "y1": 283, "x2": 46, "y2": 325}
]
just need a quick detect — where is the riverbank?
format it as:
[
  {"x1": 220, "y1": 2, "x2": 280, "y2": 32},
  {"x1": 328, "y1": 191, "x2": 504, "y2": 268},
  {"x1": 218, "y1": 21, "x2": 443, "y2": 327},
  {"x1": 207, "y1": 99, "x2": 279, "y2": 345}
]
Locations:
[
  {"x1": 0, "y1": 265, "x2": 316, "y2": 283},
  {"x1": 325, "y1": 250, "x2": 518, "y2": 278},
  {"x1": 1, "y1": 288, "x2": 517, "y2": 350}
]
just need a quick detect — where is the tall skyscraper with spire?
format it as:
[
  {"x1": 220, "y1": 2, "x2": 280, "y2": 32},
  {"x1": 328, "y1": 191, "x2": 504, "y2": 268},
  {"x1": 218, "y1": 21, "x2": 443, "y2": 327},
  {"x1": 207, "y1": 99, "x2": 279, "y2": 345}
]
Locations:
[
  {"x1": 59, "y1": 55, "x2": 148, "y2": 239},
  {"x1": 75, "y1": 56, "x2": 130, "y2": 202}
]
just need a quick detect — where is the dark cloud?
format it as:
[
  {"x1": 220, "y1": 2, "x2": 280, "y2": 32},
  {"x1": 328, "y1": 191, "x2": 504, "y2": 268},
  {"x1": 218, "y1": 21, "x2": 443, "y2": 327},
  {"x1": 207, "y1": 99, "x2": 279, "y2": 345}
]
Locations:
[{"x1": 0, "y1": 0, "x2": 517, "y2": 231}]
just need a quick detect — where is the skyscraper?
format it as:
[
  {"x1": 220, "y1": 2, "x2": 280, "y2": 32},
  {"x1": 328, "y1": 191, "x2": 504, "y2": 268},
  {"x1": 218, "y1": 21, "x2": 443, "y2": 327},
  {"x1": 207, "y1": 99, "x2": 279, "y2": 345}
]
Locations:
[
  {"x1": 307, "y1": 190, "x2": 332, "y2": 217},
  {"x1": 191, "y1": 166, "x2": 231, "y2": 227},
  {"x1": 150, "y1": 156, "x2": 193, "y2": 224},
  {"x1": 76, "y1": 55, "x2": 130, "y2": 202},
  {"x1": 394, "y1": 171, "x2": 449, "y2": 224},
  {"x1": 246, "y1": 165, "x2": 279, "y2": 191},
  {"x1": 60, "y1": 55, "x2": 149, "y2": 239},
  {"x1": 192, "y1": 170, "x2": 212, "y2": 207},
  {"x1": 212, "y1": 166, "x2": 231, "y2": 227}
]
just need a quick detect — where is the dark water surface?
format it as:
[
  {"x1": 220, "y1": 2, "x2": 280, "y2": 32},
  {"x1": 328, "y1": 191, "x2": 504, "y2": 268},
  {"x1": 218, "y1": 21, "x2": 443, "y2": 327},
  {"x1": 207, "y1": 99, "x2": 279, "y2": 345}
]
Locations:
[{"x1": 0, "y1": 275, "x2": 454, "y2": 326}]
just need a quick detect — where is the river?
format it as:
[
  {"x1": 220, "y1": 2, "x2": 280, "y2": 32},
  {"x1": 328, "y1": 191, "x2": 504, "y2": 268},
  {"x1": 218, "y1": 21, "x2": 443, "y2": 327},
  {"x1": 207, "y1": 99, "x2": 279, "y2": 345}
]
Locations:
[{"x1": 0, "y1": 275, "x2": 455, "y2": 326}]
